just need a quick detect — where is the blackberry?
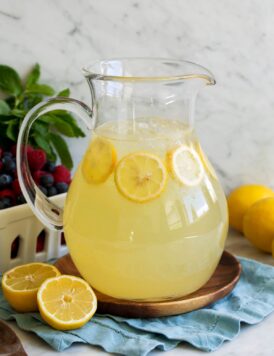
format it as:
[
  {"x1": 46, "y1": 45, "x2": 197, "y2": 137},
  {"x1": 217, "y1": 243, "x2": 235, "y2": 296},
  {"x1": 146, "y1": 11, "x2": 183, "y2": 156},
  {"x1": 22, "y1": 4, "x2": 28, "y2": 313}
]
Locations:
[
  {"x1": 2, "y1": 156, "x2": 16, "y2": 173},
  {"x1": 0, "y1": 197, "x2": 13, "y2": 209},
  {"x1": 40, "y1": 174, "x2": 54, "y2": 188},
  {"x1": 55, "y1": 182, "x2": 68, "y2": 194},
  {"x1": 47, "y1": 186, "x2": 57, "y2": 197},
  {"x1": 44, "y1": 161, "x2": 56, "y2": 173},
  {"x1": 0, "y1": 174, "x2": 12, "y2": 188}
]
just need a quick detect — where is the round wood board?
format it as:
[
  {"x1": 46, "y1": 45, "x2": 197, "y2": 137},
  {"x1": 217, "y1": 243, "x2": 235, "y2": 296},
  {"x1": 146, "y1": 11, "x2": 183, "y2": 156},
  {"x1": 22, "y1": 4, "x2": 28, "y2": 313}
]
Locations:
[{"x1": 54, "y1": 250, "x2": 241, "y2": 318}]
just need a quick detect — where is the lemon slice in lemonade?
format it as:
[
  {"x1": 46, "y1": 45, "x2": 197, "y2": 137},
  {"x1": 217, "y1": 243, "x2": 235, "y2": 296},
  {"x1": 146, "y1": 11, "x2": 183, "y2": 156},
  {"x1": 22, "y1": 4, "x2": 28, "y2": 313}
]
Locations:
[
  {"x1": 2, "y1": 263, "x2": 60, "y2": 312},
  {"x1": 167, "y1": 145, "x2": 204, "y2": 186},
  {"x1": 37, "y1": 275, "x2": 97, "y2": 330},
  {"x1": 115, "y1": 152, "x2": 167, "y2": 203},
  {"x1": 195, "y1": 142, "x2": 217, "y2": 179},
  {"x1": 82, "y1": 137, "x2": 117, "y2": 183}
]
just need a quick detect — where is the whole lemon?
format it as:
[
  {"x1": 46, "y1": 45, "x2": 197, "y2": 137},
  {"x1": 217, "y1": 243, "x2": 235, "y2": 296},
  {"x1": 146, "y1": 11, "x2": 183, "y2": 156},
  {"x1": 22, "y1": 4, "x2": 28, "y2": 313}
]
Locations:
[
  {"x1": 243, "y1": 197, "x2": 274, "y2": 253},
  {"x1": 227, "y1": 185, "x2": 274, "y2": 232}
]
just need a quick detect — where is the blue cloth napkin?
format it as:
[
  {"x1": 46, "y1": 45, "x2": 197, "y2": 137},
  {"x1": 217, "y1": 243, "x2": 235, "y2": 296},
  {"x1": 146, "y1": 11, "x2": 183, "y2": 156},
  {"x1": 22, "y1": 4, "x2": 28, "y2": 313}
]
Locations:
[{"x1": 1, "y1": 257, "x2": 274, "y2": 355}]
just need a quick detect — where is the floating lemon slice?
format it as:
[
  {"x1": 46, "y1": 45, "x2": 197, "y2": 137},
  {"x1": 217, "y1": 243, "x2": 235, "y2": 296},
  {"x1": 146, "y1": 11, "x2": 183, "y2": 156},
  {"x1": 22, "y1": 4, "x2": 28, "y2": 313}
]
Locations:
[
  {"x1": 2, "y1": 263, "x2": 60, "y2": 312},
  {"x1": 115, "y1": 152, "x2": 167, "y2": 203},
  {"x1": 82, "y1": 137, "x2": 117, "y2": 184},
  {"x1": 167, "y1": 145, "x2": 204, "y2": 186},
  {"x1": 37, "y1": 275, "x2": 97, "y2": 330}
]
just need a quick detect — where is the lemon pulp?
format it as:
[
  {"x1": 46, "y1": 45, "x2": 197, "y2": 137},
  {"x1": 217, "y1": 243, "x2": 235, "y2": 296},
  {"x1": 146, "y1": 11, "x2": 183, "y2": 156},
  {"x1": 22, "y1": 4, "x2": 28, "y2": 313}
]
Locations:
[{"x1": 64, "y1": 117, "x2": 228, "y2": 301}]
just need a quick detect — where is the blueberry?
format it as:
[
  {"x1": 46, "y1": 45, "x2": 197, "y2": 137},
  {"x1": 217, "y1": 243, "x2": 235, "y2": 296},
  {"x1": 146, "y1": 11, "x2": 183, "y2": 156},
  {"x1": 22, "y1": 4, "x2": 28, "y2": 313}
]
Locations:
[
  {"x1": 55, "y1": 182, "x2": 68, "y2": 194},
  {"x1": 47, "y1": 186, "x2": 57, "y2": 197},
  {"x1": 16, "y1": 194, "x2": 26, "y2": 205},
  {"x1": 3, "y1": 152, "x2": 13, "y2": 158},
  {"x1": 0, "y1": 174, "x2": 12, "y2": 188},
  {"x1": 44, "y1": 161, "x2": 55, "y2": 173},
  {"x1": 40, "y1": 174, "x2": 54, "y2": 188},
  {"x1": 38, "y1": 185, "x2": 48, "y2": 195},
  {"x1": 2, "y1": 156, "x2": 16, "y2": 173},
  {"x1": 0, "y1": 197, "x2": 13, "y2": 209}
]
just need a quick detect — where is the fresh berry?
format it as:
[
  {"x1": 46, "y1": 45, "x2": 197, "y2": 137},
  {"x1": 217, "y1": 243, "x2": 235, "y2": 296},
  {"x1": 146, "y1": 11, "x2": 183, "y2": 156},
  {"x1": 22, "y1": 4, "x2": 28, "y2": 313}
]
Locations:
[
  {"x1": 16, "y1": 194, "x2": 26, "y2": 205},
  {"x1": 0, "y1": 161, "x2": 3, "y2": 172},
  {"x1": 44, "y1": 161, "x2": 56, "y2": 173},
  {"x1": 53, "y1": 165, "x2": 71, "y2": 184},
  {"x1": 12, "y1": 179, "x2": 21, "y2": 196},
  {"x1": 2, "y1": 156, "x2": 16, "y2": 173},
  {"x1": 3, "y1": 151, "x2": 13, "y2": 158},
  {"x1": 55, "y1": 182, "x2": 69, "y2": 194},
  {"x1": 39, "y1": 185, "x2": 47, "y2": 195},
  {"x1": 47, "y1": 186, "x2": 57, "y2": 197},
  {"x1": 0, "y1": 147, "x2": 3, "y2": 159},
  {"x1": 0, "y1": 197, "x2": 13, "y2": 209},
  {"x1": 0, "y1": 174, "x2": 12, "y2": 188},
  {"x1": 0, "y1": 189, "x2": 14, "y2": 201},
  {"x1": 27, "y1": 149, "x2": 46, "y2": 171},
  {"x1": 40, "y1": 174, "x2": 54, "y2": 188}
]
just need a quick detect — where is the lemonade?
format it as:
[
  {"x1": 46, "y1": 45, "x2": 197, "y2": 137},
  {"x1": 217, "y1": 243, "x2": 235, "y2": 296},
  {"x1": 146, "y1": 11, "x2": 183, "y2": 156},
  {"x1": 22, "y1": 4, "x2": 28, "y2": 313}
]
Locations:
[{"x1": 63, "y1": 117, "x2": 228, "y2": 301}]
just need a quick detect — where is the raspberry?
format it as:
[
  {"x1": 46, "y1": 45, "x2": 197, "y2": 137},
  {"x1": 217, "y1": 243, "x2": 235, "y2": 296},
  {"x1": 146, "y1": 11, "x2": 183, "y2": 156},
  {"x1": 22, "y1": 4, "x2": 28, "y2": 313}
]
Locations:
[
  {"x1": 12, "y1": 179, "x2": 22, "y2": 196},
  {"x1": 0, "y1": 189, "x2": 14, "y2": 201},
  {"x1": 27, "y1": 149, "x2": 46, "y2": 171},
  {"x1": 0, "y1": 147, "x2": 3, "y2": 159},
  {"x1": 53, "y1": 165, "x2": 71, "y2": 184}
]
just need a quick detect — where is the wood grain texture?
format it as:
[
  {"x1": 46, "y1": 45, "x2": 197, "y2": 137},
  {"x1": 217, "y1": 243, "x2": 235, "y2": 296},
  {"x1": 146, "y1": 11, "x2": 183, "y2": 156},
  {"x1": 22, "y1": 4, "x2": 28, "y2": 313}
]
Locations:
[
  {"x1": 0, "y1": 320, "x2": 27, "y2": 356},
  {"x1": 55, "y1": 251, "x2": 241, "y2": 318}
]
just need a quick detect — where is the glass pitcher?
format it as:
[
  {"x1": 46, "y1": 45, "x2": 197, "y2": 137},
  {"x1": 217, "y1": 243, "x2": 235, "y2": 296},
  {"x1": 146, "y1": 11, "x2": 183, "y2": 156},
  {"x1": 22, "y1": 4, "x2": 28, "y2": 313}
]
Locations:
[{"x1": 17, "y1": 58, "x2": 228, "y2": 301}]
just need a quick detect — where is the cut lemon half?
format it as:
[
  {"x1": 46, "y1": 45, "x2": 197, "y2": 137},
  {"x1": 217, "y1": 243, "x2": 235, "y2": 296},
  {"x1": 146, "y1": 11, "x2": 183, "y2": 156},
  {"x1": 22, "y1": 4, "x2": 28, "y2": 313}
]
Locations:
[
  {"x1": 2, "y1": 263, "x2": 60, "y2": 312},
  {"x1": 82, "y1": 137, "x2": 117, "y2": 184},
  {"x1": 167, "y1": 145, "x2": 204, "y2": 186},
  {"x1": 37, "y1": 275, "x2": 97, "y2": 330},
  {"x1": 115, "y1": 152, "x2": 167, "y2": 203}
]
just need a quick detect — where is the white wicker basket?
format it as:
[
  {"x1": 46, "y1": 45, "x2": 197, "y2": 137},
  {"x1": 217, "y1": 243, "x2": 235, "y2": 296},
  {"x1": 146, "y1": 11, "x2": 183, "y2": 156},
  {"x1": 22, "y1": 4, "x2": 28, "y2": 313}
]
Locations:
[{"x1": 0, "y1": 194, "x2": 68, "y2": 273}]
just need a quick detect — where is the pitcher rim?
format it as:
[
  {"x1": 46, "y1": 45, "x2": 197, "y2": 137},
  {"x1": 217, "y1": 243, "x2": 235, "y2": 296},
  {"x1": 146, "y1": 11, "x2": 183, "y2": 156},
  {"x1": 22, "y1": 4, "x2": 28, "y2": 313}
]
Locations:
[{"x1": 82, "y1": 57, "x2": 216, "y2": 84}]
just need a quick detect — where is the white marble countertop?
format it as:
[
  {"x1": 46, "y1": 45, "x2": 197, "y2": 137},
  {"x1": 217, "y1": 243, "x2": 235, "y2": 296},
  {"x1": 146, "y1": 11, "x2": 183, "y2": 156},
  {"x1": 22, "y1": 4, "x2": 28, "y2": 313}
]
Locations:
[{"x1": 6, "y1": 230, "x2": 274, "y2": 356}]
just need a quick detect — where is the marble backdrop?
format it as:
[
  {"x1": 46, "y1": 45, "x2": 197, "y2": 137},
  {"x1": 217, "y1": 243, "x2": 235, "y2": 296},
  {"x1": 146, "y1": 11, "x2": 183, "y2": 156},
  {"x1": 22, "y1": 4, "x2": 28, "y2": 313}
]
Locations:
[{"x1": 1, "y1": 0, "x2": 274, "y2": 192}]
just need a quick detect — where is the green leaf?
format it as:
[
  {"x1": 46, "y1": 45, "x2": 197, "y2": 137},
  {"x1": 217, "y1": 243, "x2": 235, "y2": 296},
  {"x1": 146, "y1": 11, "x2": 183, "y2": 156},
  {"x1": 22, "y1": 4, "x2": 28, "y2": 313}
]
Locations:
[
  {"x1": 50, "y1": 133, "x2": 73, "y2": 169},
  {"x1": 0, "y1": 65, "x2": 23, "y2": 95},
  {"x1": 26, "y1": 63, "x2": 40, "y2": 87},
  {"x1": 33, "y1": 133, "x2": 51, "y2": 154},
  {"x1": 54, "y1": 112, "x2": 85, "y2": 137},
  {"x1": 10, "y1": 108, "x2": 25, "y2": 118},
  {"x1": 27, "y1": 83, "x2": 55, "y2": 96},
  {"x1": 39, "y1": 114, "x2": 75, "y2": 137},
  {"x1": 6, "y1": 120, "x2": 18, "y2": 141},
  {"x1": 0, "y1": 100, "x2": 11, "y2": 115},
  {"x1": 57, "y1": 88, "x2": 70, "y2": 97}
]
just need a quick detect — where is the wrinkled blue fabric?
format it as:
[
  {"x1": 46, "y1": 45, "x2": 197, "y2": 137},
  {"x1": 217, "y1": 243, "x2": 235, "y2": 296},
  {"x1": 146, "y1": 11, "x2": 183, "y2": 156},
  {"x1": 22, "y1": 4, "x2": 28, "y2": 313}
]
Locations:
[{"x1": 1, "y1": 257, "x2": 274, "y2": 356}]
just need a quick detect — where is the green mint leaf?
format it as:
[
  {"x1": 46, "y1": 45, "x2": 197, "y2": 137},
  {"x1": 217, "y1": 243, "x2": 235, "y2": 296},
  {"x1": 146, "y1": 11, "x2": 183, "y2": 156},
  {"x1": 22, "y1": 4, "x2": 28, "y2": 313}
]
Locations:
[
  {"x1": 50, "y1": 133, "x2": 73, "y2": 169},
  {"x1": 0, "y1": 100, "x2": 11, "y2": 115},
  {"x1": 27, "y1": 83, "x2": 55, "y2": 96},
  {"x1": 57, "y1": 88, "x2": 70, "y2": 97},
  {"x1": 33, "y1": 133, "x2": 52, "y2": 155},
  {"x1": 39, "y1": 114, "x2": 75, "y2": 137},
  {"x1": 54, "y1": 112, "x2": 85, "y2": 137},
  {"x1": 0, "y1": 65, "x2": 23, "y2": 95},
  {"x1": 6, "y1": 120, "x2": 18, "y2": 141},
  {"x1": 11, "y1": 108, "x2": 25, "y2": 118},
  {"x1": 26, "y1": 63, "x2": 40, "y2": 87}
]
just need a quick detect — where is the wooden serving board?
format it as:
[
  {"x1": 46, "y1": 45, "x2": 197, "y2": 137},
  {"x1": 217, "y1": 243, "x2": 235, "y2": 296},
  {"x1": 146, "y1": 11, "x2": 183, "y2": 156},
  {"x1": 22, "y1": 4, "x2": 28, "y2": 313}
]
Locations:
[{"x1": 55, "y1": 250, "x2": 241, "y2": 318}]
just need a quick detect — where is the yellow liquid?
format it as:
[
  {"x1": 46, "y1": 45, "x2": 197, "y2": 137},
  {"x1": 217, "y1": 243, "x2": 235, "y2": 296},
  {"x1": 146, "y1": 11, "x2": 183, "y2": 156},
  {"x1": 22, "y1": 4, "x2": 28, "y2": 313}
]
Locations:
[{"x1": 64, "y1": 118, "x2": 228, "y2": 301}]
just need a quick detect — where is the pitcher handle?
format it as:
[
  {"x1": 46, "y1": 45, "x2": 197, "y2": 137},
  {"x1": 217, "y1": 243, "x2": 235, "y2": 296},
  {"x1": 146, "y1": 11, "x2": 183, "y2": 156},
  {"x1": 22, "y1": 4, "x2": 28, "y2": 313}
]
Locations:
[{"x1": 16, "y1": 97, "x2": 94, "y2": 231}]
